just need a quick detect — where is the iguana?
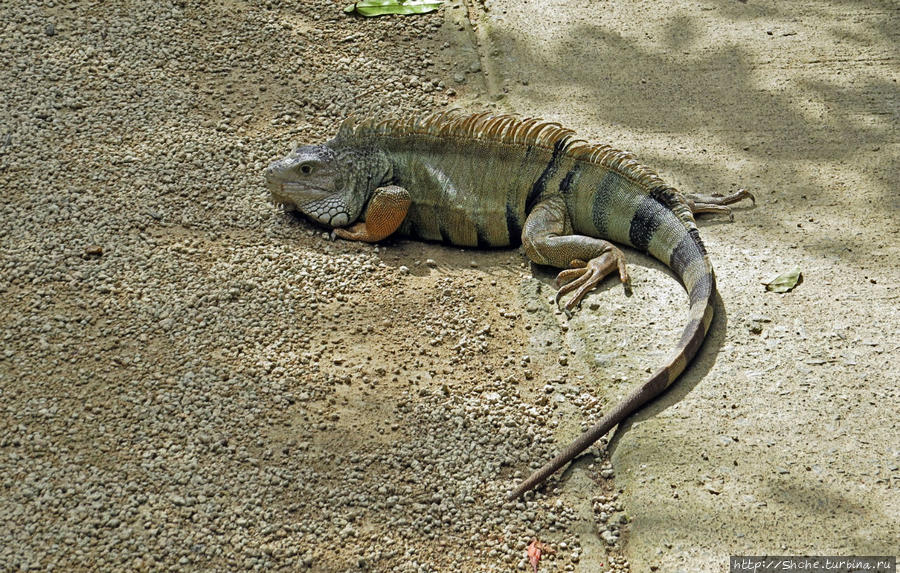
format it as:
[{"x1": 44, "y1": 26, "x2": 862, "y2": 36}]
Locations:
[{"x1": 264, "y1": 111, "x2": 753, "y2": 500}]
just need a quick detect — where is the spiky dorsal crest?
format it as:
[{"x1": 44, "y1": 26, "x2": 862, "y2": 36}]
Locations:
[
  {"x1": 336, "y1": 110, "x2": 576, "y2": 149},
  {"x1": 336, "y1": 110, "x2": 676, "y2": 194}
]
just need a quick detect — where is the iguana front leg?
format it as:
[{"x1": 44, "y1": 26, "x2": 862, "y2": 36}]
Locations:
[
  {"x1": 333, "y1": 185, "x2": 411, "y2": 243},
  {"x1": 522, "y1": 196, "x2": 630, "y2": 310}
]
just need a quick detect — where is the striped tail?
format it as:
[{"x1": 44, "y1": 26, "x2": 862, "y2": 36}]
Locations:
[{"x1": 508, "y1": 217, "x2": 716, "y2": 500}]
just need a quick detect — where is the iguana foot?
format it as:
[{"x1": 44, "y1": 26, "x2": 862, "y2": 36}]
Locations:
[
  {"x1": 685, "y1": 188, "x2": 755, "y2": 221},
  {"x1": 554, "y1": 246, "x2": 630, "y2": 310},
  {"x1": 333, "y1": 222, "x2": 373, "y2": 242},
  {"x1": 333, "y1": 185, "x2": 411, "y2": 243}
]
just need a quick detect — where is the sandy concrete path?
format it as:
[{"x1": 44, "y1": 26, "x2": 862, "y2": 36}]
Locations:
[{"x1": 458, "y1": 0, "x2": 899, "y2": 570}]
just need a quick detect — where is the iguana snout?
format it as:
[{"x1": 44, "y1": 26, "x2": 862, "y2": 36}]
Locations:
[{"x1": 264, "y1": 145, "x2": 353, "y2": 227}]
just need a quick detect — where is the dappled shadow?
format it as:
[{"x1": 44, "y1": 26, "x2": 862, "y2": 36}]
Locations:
[
  {"x1": 715, "y1": 0, "x2": 899, "y2": 45},
  {"x1": 493, "y1": 19, "x2": 896, "y2": 162}
]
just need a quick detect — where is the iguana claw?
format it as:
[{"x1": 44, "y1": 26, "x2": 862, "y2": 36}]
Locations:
[
  {"x1": 685, "y1": 188, "x2": 755, "y2": 221},
  {"x1": 554, "y1": 247, "x2": 630, "y2": 310}
]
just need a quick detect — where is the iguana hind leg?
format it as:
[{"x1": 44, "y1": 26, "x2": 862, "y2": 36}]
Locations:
[
  {"x1": 522, "y1": 196, "x2": 630, "y2": 310},
  {"x1": 685, "y1": 188, "x2": 755, "y2": 220},
  {"x1": 333, "y1": 185, "x2": 411, "y2": 243}
]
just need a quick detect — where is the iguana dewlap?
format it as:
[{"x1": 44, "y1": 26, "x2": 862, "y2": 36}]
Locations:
[{"x1": 265, "y1": 111, "x2": 752, "y2": 499}]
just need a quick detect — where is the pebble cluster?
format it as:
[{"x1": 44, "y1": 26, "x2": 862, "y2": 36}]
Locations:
[{"x1": 0, "y1": 1, "x2": 628, "y2": 571}]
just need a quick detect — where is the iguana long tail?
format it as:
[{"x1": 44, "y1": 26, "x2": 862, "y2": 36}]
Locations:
[{"x1": 508, "y1": 188, "x2": 753, "y2": 500}]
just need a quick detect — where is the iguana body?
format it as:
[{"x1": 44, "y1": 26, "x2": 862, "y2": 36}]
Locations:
[{"x1": 265, "y1": 111, "x2": 752, "y2": 499}]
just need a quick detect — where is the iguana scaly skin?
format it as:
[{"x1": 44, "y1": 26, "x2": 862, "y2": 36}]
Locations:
[{"x1": 264, "y1": 111, "x2": 753, "y2": 499}]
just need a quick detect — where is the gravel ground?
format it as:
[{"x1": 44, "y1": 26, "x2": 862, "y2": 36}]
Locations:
[{"x1": 1, "y1": 1, "x2": 625, "y2": 571}]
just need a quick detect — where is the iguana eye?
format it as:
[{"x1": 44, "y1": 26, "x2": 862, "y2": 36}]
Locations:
[{"x1": 299, "y1": 163, "x2": 313, "y2": 175}]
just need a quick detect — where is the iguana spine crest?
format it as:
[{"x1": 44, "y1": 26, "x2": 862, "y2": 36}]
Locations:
[{"x1": 337, "y1": 111, "x2": 672, "y2": 195}]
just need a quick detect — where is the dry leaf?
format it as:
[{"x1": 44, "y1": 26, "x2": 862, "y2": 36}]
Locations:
[
  {"x1": 763, "y1": 267, "x2": 802, "y2": 293},
  {"x1": 526, "y1": 539, "x2": 554, "y2": 572}
]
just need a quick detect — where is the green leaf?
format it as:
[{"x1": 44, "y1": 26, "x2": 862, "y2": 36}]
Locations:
[
  {"x1": 763, "y1": 267, "x2": 802, "y2": 293},
  {"x1": 344, "y1": 0, "x2": 444, "y2": 17}
]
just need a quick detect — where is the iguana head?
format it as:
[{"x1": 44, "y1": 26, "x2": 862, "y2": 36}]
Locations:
[{"x1": 264, "y1": 144, "x2": 364, "y2": 228}]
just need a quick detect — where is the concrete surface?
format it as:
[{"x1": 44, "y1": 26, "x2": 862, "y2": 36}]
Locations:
[{"x1": 462, "y1": 0, "x2": 899, "y2": 570}]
